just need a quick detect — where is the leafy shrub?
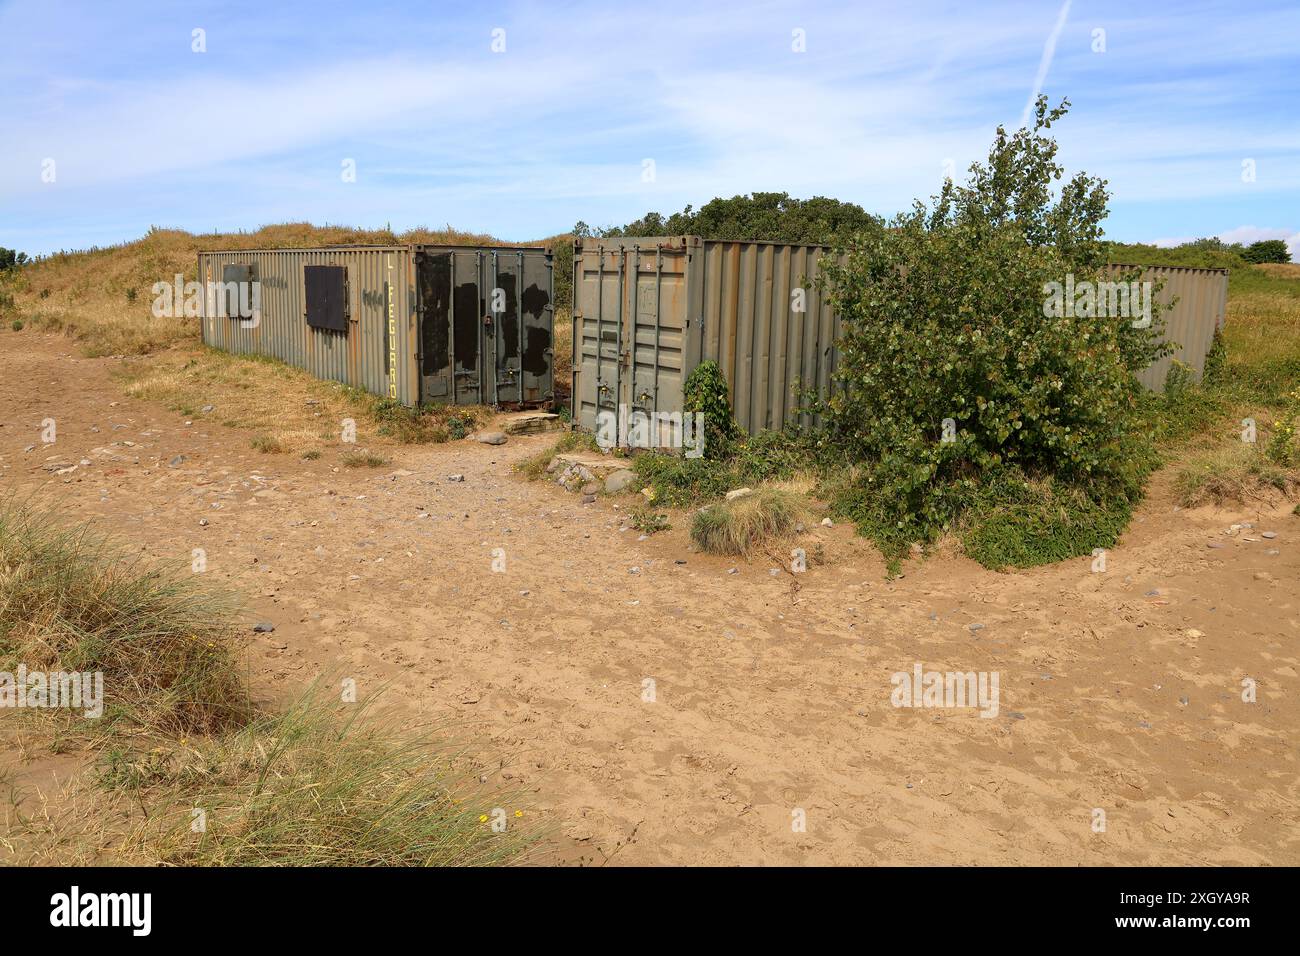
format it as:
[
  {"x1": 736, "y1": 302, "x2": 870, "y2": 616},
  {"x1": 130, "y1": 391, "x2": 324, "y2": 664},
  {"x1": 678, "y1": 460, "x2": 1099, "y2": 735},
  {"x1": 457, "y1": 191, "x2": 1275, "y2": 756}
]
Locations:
[
  {"x1": 819, "y1": 97, "x2": 1165, "y2": 564},
  {"x1": 682, "y1": 361, "x2": 741, "y2": 460},
  {"x1": 630, "y1": 505, "x2": 671, "y2": 534}
]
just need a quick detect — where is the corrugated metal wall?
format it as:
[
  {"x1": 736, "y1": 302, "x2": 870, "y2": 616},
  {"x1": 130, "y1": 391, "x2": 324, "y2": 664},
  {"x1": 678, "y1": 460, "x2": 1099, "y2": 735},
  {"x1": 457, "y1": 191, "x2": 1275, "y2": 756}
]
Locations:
[
  {"x1": 200, "y1": 245, "x2": 554, "y2": 408},
  {"x1": 1112, "y1": 265, "x2": 1229, "y2": 391},
  {"x1": 199, "y1": 246, "x2": 419, "y2": 405},
  {"x1": 695, "y1": 240, "x2": 847, "y2": 433},
  {"x1": 572, "y1": 239, "x2": 1232, "y2": 444}
]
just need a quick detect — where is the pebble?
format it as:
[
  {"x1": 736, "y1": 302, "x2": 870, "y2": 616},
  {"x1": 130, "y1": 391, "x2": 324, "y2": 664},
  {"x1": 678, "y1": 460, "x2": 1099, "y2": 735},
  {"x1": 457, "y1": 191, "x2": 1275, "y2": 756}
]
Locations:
[
  {"x1": 821, "y1": 517, "x2": 833, "y2": 527},
  {"x1": 727, "y1": 567, "x2": 739, "y2": 575},
  {"x1": 628, "y1": 566, "x2": 641, "y2": 575},
  {"x1": 1262, "y1": 531, "x2": 1277, "y2": 539},
  {"x1": 168, "y1": 455, "x2": 185, "y2": 467},
  {"x1": 1206, "y1": 541, "x2": 1225, "y2": 549},
  {"x1": 447, "y1": 474, "x2": 465, "y2": 482},
  {"x1": 969, "y1": 623, "x2": 985, "y2": 632},
  {"x1": 252, "y1": 621, "x2": 275, "y2": 633},
  {"x1": 1179, "y1": 695, "x2": 1190, "y2": 706}
]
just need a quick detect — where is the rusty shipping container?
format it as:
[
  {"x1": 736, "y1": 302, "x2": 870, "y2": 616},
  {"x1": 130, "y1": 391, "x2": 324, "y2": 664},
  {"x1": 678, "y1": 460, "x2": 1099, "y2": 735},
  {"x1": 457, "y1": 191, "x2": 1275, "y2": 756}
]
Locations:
[
  {"x1": 573, "y1": 236, "x2": 1229, "y2": 444},
  {"x1": 198, "y1": 245, "x2": 554, "y2": 406}
]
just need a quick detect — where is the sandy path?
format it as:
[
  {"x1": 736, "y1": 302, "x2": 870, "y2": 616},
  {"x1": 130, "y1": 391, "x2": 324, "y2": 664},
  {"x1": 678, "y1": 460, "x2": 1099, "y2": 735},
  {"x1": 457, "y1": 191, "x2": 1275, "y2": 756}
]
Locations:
[{"x1": 2, "y1": 334, "x2": 1297, "y2": 865}]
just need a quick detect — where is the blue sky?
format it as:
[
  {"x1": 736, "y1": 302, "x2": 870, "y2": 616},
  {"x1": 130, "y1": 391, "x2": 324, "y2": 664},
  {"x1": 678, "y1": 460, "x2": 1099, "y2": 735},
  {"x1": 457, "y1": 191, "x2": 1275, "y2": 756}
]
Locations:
[{"x1": 2, "y1": 0, "x2": 1297, "y2": 258}]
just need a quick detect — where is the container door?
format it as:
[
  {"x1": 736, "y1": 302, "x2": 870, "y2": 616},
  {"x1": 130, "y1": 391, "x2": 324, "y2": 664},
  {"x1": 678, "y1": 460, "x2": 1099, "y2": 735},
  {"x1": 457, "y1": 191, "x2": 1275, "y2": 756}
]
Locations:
[
  {"x1": 518, "y1": 250, "x2": 554, "y2": 404},
  {"x1": 575, "y1": 245, "x2": 627, "y2": 442},
  {"x1": 416, "y1": 251, "x2": 453, "y2": 402},
  {"x1": 450, "y1": 250, "x2": 486, "y2": 404},
  {"x1": 490, "y1": 250, "x2": 524, "y2": 404}
]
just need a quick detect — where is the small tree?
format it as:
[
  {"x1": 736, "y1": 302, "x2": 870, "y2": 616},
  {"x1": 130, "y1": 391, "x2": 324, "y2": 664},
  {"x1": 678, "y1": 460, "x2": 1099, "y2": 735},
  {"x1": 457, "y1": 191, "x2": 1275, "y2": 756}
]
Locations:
[
  {"x1": 820, "y1": 97, "x2": 1167, "y2": 556},
  {"x1": 1243, "y1": 239, "x2": 1291, "y2": 264}
]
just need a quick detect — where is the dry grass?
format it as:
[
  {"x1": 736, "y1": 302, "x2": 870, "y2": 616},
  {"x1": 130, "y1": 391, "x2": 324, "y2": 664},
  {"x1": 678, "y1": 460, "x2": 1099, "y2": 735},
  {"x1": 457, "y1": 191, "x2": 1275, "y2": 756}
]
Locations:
[
  {"x1": 0, "y1": 497, "x2": 252, "y2": 736},
  {"x1": 1173, "y1": 438, "x2": 1299, "y2": 508},
  {"x1": 0, "y1": 501, "x2": 540, "y2": 867},
  {"x1": 120, "y1": 347, "x2": 487, "y2": 456},
  {"x1": 109, "y1": 688, "x2": 542, "y2": 867},
  {"x1": 690, "y1": 487, "x2": 811, "y2": 556},
  {"x1": 341, "y1": 449, "x2": 391, "y2": 469},
  {"x1": 552, "y1": 307, "x2": 573, "y2": 397}
]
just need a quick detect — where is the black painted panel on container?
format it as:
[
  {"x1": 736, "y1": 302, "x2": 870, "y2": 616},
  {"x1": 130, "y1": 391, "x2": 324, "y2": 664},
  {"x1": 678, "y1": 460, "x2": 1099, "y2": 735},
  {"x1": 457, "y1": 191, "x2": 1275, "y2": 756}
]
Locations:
[{"x1": 304, "y1": 265, "x2": 348, "y2": 333}]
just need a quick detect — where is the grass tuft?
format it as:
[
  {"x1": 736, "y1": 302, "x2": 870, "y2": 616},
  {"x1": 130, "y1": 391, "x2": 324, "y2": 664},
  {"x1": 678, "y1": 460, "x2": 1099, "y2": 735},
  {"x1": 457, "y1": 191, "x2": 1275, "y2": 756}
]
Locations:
[
  {"x1": 690, "y1": 488, "x2": 810, "y2": 556},
  {"x1": 341, "y1": 450, "x2": 390, "y2": 468}
]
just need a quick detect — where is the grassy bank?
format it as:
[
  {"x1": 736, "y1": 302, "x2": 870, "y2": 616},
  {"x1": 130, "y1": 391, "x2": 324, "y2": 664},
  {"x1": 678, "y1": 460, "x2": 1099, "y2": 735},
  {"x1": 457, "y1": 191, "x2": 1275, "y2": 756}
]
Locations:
[{"x1": 119, "y1": 347, "x2": 486, "y2": 457}]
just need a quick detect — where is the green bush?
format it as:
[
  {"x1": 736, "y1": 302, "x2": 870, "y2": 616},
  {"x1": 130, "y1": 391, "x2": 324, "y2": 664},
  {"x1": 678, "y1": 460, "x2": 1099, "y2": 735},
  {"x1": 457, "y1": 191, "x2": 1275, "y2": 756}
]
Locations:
[
  {"x1": 819, "y1": 97, "x2": 1165, "y2": 564},
  {"x1": 1243, "y1": 239, "x2": 1292, "y2": 264},
  {"x1": 682, "y1": 361, "x2": 741, "y2": 459}
]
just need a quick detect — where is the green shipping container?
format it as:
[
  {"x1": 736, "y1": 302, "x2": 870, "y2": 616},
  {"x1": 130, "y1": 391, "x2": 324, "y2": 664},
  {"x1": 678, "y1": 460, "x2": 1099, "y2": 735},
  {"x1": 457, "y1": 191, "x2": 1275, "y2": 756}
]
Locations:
[{"x1": 198, "y1": 245, "x2": 554, "y2": 407}]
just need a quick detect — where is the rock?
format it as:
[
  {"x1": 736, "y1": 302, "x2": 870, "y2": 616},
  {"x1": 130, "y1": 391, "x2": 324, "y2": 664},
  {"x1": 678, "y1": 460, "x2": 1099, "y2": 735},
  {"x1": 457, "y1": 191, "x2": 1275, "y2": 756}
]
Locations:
[
  {"x1": 969, "y1": 623, "x2": 985, "y2": 632},
  {"x1": 1262, "y1": 531, "x2": 1277, "y2": 539},
  {"x1": 447, "y1": 474, "x2": 465, "y2": 482},
  {"x1": 604, "y1": 469, "x2": 636, "y2": 494},
  {"x1": 500, "y1": 411, "x2": 561, "y2": 435},
  {"x1": 475, "y1": 431, "x2": 508, "y2": 445},
  {"x1": 1185, "y1": 628, "x2": 1204, "y2": 639},
  {"x1": 546, "y1": 458, "x2": 562, "y2": 474},
  {"x1": 725, "y1": 487, "x2": 753, "y2": 501},
  {"x1": 727, "y1": 567, "x2": 739, "y2": 575},
  {"x1": 1179, "y1": 695, "x2": 1190, "y2": 706},
  {"x1": 1008, "y1": 712, "x2": 1026, "y2": 720},
  {"x1": 201, "y1": 404, "x2": 215, "y2": 413},
  {"x1": 581, "y1": 493, "x2": 596, "y2": 504},
  {"x1": 1265, "y1": 548, "x2": 1280, "y2": 556},
  {"x1": 821, "y1": 517, "x2": 833, "y2": 527},
  {"x1": 168, "y1": 455, "x2": 185, "y2": 468},
  {"x1": 1207, "y1": 541, "x2": 1225, "y2": 549},
  {"x1": 580, "y1": 482, "x2": 599, "y2": 496},
  {"x1": 198, "y1": 518, "x2": 209, "y2": 527},
  {"x1": 1253, "y1": 571, "x2": 1272, "y2": 581},
  {"x1": 628, "y1": 566, "x2": 641, "y2": 575},
  {"x1": 252, "y1": 621, "x2": 275, "y2": 633}
]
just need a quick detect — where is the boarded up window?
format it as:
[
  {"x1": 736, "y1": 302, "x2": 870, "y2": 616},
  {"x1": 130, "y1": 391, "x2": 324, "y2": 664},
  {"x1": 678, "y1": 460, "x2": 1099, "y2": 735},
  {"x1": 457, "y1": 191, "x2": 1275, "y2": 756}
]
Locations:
[
  {"x1": 304, "y1": 266, "x2": 348, "y2": 332},
  {"x1": 218, "y1": 264, "x2": 254, "y2": 320}
]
